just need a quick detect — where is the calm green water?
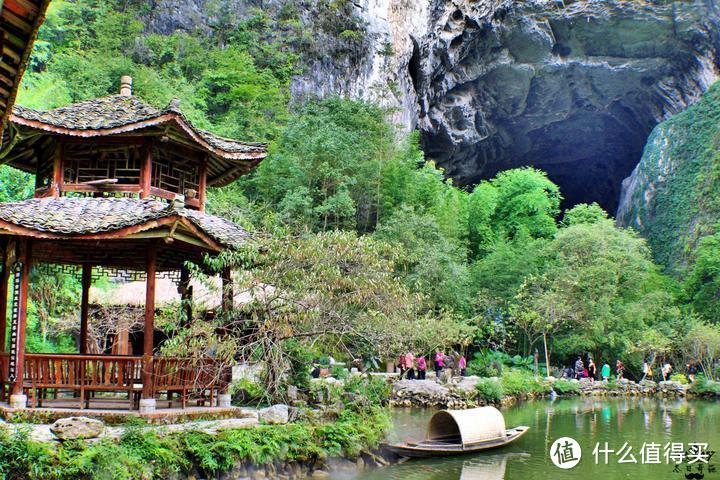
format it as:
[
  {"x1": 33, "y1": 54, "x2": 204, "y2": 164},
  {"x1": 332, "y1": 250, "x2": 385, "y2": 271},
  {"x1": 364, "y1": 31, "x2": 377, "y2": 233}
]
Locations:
[{"x1": 336, "y1": 398, "x2": 720, "y2": 480}]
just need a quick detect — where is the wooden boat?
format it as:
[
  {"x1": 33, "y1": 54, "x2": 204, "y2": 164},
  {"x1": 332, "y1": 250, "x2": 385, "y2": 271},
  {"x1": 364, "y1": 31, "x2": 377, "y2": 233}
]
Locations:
[{"x1": 386, "y1": 407, "x2": 529, "y2": 458}]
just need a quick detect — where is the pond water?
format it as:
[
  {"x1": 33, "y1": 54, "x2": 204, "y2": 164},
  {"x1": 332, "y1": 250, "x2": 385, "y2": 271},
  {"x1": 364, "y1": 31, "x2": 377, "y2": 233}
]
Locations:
[{"x1": 335, "y1": 398, "x2": 720, "y2": 480}]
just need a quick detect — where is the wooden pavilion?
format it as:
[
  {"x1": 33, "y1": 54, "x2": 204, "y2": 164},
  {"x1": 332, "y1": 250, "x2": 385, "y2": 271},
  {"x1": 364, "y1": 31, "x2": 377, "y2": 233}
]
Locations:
[{"x1": 0, "y1": 76, "x2": 267, "y2": 412}]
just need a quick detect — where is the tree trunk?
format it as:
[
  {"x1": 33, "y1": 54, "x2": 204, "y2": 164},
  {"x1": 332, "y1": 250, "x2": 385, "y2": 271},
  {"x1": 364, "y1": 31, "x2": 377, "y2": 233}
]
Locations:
[{"x1": 543, "y1": 331, "x2": 551, "y2": 378}]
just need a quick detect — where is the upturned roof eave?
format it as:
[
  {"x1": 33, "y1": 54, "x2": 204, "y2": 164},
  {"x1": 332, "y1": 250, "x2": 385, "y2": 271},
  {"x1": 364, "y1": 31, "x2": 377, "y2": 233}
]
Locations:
[{"x1": 8, "y1": 110, "x2": 268, "y2": 162}]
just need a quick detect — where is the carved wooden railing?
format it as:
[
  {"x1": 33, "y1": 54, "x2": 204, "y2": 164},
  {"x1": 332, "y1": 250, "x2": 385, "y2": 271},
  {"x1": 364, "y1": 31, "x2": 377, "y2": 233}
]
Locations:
[
  {"x1": 24, "y1": 354, "x2": 142, "y2": 409},
  {"x1": 19, "y1": 354, "x2": 230, "y2": 410}
]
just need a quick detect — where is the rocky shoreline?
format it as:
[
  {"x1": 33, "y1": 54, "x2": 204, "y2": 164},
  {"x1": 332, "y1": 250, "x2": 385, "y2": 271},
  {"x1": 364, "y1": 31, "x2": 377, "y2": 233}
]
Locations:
[{"x1": 389, "y1": 376, "x2": 710, "y2": 410}]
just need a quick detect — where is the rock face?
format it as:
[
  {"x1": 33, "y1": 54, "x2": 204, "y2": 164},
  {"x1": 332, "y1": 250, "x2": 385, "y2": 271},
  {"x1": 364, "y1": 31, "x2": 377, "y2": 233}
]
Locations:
[
  {"x1": 50, "y1": 417, "x2": 105, "y2": 440},
  {"x1": 258, "y1": 404, "x2": 290, "y2": 425},
  {"x1": 410, "y1": 0, "x2": 720, "y2": 212},
  {"x1": 616, "y1": 83, "x2": 720, "y2": 270},
  {"x1": 140, "y1": 0, "x2": 720, "y2": 212}
]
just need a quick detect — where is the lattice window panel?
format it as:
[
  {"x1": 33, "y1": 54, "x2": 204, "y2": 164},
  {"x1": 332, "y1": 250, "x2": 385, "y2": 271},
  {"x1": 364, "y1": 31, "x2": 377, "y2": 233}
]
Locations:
[
  {"x1": 63, "y1": 143, "x2": 143, "y2": 185},
  {"x1": 152, "y1": 145, "x2": 201, "y2": 196},
  {"x1": 61, "y1": 191, "x2": 138, "y2": 199},
  {"x1": 35, "y1": 148, "x2": 54, "y2": 189},
  {"x1": 33, "y1": 263, "x2": 183, "y2": 286}
]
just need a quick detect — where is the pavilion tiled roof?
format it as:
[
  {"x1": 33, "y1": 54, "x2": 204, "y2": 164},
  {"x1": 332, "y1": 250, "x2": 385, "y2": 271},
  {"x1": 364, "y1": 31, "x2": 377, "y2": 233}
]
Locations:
[
  {"x1": 11, "y1": 95, "x2": 267, "y2": 157},
  {"x1": 0, "y1": 197, "x2": 250, "y2": 249}
]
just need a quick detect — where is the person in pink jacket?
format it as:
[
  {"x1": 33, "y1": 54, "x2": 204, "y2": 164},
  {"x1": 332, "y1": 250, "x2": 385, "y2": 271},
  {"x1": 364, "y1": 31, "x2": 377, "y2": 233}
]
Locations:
[
  {"x1": 417, "y1": 356, "x2": 427, "y2": 380},
  {"x1": 435, "y1": 350, "x2": 444, "y2": 377},
  {"x1": 459, "y1": 355, "x2": 467, "y2": 376},
  {"x1": 405, "y1": 352, "x2": 415, "y2": 379}
]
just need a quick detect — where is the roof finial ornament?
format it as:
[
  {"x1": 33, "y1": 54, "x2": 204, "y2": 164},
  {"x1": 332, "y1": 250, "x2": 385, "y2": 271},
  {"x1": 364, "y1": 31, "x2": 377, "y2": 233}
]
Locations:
[
  {"x1": 119, "y1": 75, "x2": 133, "y2": 96},
  {"x1": 167, "y1": 98, "x2": 181, "y2": 111}
]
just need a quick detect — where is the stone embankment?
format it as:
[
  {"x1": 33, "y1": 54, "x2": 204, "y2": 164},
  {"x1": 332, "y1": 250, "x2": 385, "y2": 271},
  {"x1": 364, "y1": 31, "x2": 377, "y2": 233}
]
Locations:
[{"x1": 389, "y1": 376, "x2": 699, "y2": 409}]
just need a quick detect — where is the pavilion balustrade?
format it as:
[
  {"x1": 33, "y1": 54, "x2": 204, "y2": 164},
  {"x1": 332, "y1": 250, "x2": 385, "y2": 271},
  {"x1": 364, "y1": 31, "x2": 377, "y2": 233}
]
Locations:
[{"x1": 0, "y1": 353, "x2": 230, "y2": 410}]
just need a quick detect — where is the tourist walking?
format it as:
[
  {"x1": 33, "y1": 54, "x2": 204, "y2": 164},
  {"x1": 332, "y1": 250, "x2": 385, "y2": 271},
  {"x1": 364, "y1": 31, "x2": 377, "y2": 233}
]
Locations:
[
  {"x1": 662, "y1": 362, "x2": 672, "y2": 381},
  {"x1": 443, "y1": 352, "x2": 456, "y2": 378},
  {"x1": 616, "y1": 359, "x2": 624, "y2": 380},
  {"x1": 641, "y1": 359, "x2": 653, "y2": 381},
  {"x1": 405, "y1": 352, "x2": 416, "y2": 380},
  {"x1": 417, "y1": 356, "x2": 427, "y2": 380},
  {"x1": 588, "y1": 359, "x2": 597, "y2": 383},
  {"x1": 435, "y1": 351, "x2": 444, "y2": 377},
  {"x1": 601, "y1": 362, "x2": 611, "y2": 381},
  {"x1": 397, "y1": 353, "x2": 406, "y2": 377},
  {"x1": 687, "y1": 361, "x2": 698, "y2": 382},
  {"x1": 574, "y1": 356, "x2": 584, "y2": 380},
  {"x1": 459, "y1": 355, "x2": 467, "y2": 377}
]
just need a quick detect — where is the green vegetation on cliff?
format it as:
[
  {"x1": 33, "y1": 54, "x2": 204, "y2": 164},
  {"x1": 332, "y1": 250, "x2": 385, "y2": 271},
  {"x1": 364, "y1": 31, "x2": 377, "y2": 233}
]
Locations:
[{"x1": 618, "y1": 82, "x2": 720, "y2": 273}]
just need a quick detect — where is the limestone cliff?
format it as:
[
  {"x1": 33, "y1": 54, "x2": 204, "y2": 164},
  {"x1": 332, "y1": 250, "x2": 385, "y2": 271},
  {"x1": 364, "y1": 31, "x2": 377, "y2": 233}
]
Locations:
[
  {"x1": 142, "y1": 0, "x2": 720, "y2": 214},
  {"x1": 616, "y1": 83, "x2": 720, "y2": 272}
]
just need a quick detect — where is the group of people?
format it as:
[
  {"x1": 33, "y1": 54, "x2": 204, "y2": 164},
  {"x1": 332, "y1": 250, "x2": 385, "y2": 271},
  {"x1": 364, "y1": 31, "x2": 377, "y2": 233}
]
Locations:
[
  {"x1": 397, "y1": 350, "x2": 467, "y2": 379},
  {"x1": 562, "y1": 357, "x2": 625, "y2": 382},
  {"x1": 563, "y1": 356, "x2": 700, "y2": 382}
]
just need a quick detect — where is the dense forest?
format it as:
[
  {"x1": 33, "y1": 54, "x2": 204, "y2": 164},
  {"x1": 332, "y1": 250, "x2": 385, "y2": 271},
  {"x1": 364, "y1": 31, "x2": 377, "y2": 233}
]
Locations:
[{"x1": 2, "y1": 0, "x2": 719, "y2": 386}]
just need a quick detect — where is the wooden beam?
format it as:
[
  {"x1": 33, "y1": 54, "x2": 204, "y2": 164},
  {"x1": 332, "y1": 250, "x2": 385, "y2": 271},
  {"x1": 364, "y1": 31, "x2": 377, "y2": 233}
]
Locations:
[
  {"x1": 11, "y1": 239, "x2": 30, "y2": 396},
  {"x1": 198, "y1": 159, "x2": 207, "y2": 212},
  {"x1": 79, "y1": 264, "x2": 92, "y2": 354},
  {"x1": 141, "y1": 242, "x2": 157, "y2": 398},
  {"x1": 140, "y1": 138, "x2": 153, "y2": 199}
]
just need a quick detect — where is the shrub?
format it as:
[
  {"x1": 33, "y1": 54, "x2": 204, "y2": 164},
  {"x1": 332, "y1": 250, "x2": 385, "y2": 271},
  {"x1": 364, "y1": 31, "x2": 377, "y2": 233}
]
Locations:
[
  {"x1": 690, "y1": 375, "x2": 720, "y2": 395},
  {"x1": 343, "y1": 375, "x2": 391, "y2": 407},
  {"x1": 331, "y1": 364, "x2": 349, "y2": 380},
  {"x1": 232, "y1": 377, "x2": 266, "y2": 404},
  {"x1": 475, "y1": 378, "x2": 504, "y2": 402},
  {"x1": 552, "y1": 379, "x2": 580, "y2": 394},
  {"x1": 669, "y1": 373, "x2": 689, "y2": 384},
  {"x1": 500, "y1": 369, "x2": 546, "y2": 396},
  {"x1": 284, "y1": 339, "x2": 314, "y2": 390}
]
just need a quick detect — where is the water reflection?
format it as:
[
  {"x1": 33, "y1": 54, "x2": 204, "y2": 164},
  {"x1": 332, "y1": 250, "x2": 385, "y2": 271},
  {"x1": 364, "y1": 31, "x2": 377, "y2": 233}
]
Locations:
[
  {"x1": 341, "y1": 398, "x2": 720, "y2": 480},
  {"x1": 459, "y1": 453, "x2": 529, "y2": 480}
]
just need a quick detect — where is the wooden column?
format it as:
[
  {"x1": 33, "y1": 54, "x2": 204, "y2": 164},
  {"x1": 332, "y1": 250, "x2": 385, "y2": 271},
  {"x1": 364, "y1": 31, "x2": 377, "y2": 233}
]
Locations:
[
  {"x1": 221, "y1": 267, "x2": 233, "y2": 313},
  {"x1": 179, "y1": 266, "x2": 193, "y2": 327},
  {"x1": 141, "y1": 242, "x2": 157, "y2": 398},
  {"x1": 79, "y1": 264, "x2": 92, "y2": 354},
  {"x1": 50, "y1": 141, "x2": 64, "y2": 197},
  {"x1": 198, "y1": 159, "x2": 207, "y2": 212},
  {"x1": 11, "y1": 240, "x2": 30, "y2": 396},
  {"x1": 140, "y1": 139, "x2": 153, "y2": 199},
  {"x1": 0, "y1": 242, "x2": 9, "y2": 353}
]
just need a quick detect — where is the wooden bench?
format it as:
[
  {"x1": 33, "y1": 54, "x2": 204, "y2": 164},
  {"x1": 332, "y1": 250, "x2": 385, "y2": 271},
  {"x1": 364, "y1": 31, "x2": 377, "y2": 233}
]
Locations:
[
  {"x1": 152, "y1": 357, "x2": 231, "y2": 408},
  {"x1": 8, "y1": 353, "x2": 230, "y2": 410},
  {"x1": 23, "y1": 354, "x2": 142, "y2": 409}
]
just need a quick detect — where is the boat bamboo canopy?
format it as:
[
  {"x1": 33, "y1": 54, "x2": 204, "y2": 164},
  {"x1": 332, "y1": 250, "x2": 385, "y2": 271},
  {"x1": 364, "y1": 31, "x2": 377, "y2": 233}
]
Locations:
[{"x1": 427, "y1": 407, "x2": 507, "y2": 446}]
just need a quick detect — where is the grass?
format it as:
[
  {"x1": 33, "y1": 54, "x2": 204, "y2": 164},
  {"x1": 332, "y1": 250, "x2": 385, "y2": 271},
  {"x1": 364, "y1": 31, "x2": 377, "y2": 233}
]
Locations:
[
  {"x1": 689, "y1": 375, "x2": 720, "y2": 396},
  {"x1": 499, "y1": 369, "x2": 547, "y2": 396},
  {"x1": 552, "y1": 379, "x2": 580, "y2": 394}
]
